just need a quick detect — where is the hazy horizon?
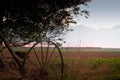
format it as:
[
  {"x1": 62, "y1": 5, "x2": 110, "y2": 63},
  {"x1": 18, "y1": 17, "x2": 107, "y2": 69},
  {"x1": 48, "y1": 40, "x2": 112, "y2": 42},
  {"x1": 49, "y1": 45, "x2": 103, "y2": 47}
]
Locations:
[
  {"x1": 62, "y1": 0, "x2": 120, "y2": 48},
  {"x1": 63, "y1": 24, "x2": 120, "y2": 48}
]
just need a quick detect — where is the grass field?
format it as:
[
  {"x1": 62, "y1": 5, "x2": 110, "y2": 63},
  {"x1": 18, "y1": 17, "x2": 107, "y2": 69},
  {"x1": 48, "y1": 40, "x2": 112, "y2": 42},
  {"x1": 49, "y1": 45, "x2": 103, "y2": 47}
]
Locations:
[
  {"x1": 63, "y1": 58, "x2": 120, "y2": 80},
  {"x1": 1, "y1": 47, "x2": 120, "y2": 80},
  {"x1": 61, "y1": 48, "x2": 120, "y2": 80}
]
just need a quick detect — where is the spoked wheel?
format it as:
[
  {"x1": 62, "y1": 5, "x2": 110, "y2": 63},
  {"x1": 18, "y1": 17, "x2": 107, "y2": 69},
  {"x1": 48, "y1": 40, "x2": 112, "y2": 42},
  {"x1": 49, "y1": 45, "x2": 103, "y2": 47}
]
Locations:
[{"x1": 26, "y1": 41, "x2": 64, "y2": 79}]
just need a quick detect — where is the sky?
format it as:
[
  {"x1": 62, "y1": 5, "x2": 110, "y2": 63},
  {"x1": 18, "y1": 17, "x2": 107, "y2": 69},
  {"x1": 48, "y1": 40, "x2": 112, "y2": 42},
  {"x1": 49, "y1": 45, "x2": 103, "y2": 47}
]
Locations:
[
  {"x1": 63, "y1": 0, "x2": 120, "y2": 48},
  {"x1": 75, "y1": 0, "x2": 120, "y2": 29}
]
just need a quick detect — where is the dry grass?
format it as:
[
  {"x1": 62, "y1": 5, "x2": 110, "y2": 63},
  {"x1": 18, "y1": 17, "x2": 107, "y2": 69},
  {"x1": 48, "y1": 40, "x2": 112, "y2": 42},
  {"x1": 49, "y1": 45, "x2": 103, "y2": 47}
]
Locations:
[
  {"x1": 63, "y1": 58, "x2": 120, "y2": 80},
  {"x1": 1, "y1": 48, "x2": 120, "y2": 80}
]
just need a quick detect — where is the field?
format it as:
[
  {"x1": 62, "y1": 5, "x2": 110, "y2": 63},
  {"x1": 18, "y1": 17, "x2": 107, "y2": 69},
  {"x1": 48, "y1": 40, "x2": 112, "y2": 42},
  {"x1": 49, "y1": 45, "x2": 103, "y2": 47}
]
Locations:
[
  {"x1": 61, "y1": 48, "x2": 120, "y2": 80},
  {"x1": 1, "y1": 47, "x2": 120, "y2": 80}
]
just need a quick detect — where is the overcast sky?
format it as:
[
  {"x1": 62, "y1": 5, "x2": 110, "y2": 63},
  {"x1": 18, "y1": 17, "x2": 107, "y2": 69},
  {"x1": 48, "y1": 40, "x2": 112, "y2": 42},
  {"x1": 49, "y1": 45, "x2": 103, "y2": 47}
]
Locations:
[
  {"x1": 63, "y1": 0, "x2": 120, "y2": 48},
  {"x1": 74, "y1": 0, "x2": 120, "y2": 29}
]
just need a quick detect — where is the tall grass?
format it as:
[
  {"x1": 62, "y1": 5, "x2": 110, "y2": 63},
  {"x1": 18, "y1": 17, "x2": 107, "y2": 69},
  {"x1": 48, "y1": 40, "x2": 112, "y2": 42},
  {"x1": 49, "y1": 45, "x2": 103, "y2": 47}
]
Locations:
[
  {"x1": 63, "y1": 58, "x2": 120, "y2": 80},
  {"x1": 1, "y1": 47, "x2": 120, "y2": 80}
]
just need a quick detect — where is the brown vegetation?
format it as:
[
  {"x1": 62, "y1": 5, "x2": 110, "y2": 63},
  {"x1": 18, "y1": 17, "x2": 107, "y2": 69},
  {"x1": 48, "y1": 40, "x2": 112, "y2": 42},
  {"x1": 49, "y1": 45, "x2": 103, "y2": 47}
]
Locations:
[
  {"x1": 1, "y1": 49, "x2": 120, "y2": 80},
  {"x1": 63, "y1": 51, "x2": 120, "y2": 59}
]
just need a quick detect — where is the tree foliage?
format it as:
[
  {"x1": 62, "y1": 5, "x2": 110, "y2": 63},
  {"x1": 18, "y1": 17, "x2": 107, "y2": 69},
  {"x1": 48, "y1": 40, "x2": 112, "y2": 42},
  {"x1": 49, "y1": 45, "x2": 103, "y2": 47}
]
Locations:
[{"x1": 0, "y1": 0, "x2": 91, "y2": 45}]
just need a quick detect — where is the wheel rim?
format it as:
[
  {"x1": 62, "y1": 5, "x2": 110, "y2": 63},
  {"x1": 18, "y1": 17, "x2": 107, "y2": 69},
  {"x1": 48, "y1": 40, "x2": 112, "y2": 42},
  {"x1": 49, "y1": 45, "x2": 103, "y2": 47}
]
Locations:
[{"x1": 27, "y1": 40, "x2": 64, "y2": 78}]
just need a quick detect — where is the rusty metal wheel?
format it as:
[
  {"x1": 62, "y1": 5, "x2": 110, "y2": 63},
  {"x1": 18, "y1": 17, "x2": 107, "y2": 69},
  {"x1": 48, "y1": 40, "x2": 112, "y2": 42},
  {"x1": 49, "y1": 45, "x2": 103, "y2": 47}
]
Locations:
[{"x1": 26, "y1": 40, "x2": 64, "y2": 79}]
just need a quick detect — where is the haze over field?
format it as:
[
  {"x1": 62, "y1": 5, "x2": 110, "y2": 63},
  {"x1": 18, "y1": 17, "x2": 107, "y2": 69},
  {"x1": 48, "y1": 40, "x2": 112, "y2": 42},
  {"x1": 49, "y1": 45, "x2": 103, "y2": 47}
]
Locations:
[
  {"x1": 63, "y1": 0, "x2": 120, "y2": 48},
  {"x1": 63, "y1": 25, "x2": 120, "y2": 48}
]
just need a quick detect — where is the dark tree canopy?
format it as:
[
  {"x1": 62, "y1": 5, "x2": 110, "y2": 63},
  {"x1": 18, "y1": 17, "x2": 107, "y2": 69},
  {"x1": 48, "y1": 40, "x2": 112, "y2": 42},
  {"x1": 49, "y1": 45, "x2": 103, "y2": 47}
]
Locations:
[
  {"x1": 0, "y1": 0, "x2": 91, "y2": 45},
  {"x1": 0, "y1": 0, "x2": 92, "y2": 71}
]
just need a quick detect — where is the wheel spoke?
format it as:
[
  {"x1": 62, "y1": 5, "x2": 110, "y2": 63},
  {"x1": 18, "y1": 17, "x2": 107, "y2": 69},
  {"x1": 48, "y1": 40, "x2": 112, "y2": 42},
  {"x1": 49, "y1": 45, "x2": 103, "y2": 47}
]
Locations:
[
  {"x1": 47, "y1": 46, "x2": 56, "y2": 66},
  {"x1": 40, "y1": 42, "x2": 44, "y2": 67},
  {"x1": 28, "y1": 58, "x2": 38, "y2": 68},
  {"x1": 45, "y1": 41, "x2": 50, "y2": 67},
  {"x1": 33, "y1": 48, "x2": 42, "y2": 68}
]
